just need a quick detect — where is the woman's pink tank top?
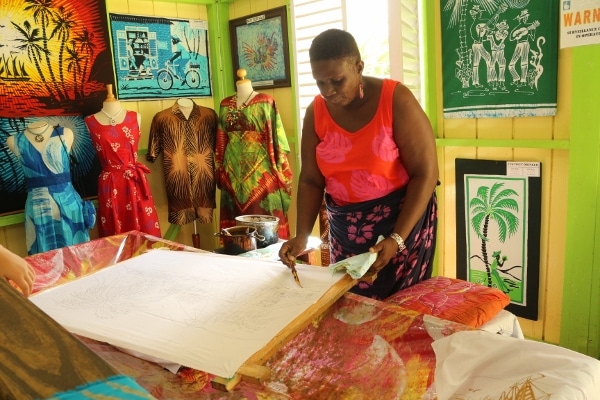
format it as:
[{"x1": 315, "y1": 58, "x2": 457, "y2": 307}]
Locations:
[{"x1": 314, "y1": 79, "x2": 409, "y2": 204}]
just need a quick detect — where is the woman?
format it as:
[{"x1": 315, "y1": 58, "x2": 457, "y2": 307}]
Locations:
[
  {"x1": 0, "y1": 245, "x2": 35, "y2": 297},
  {"x1": 279, "y1": 29, "x2": 439, "y2": 300}
]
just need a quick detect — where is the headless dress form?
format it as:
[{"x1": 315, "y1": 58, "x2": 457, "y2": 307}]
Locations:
[
  {"x1": 215, "y1": 69, "x2": 293, "y2": 240},
  {"x1": 177, "y1": 98, "x2": 193, "y2": 119},
  {"x1": 84, "y1": 84, "x2": 161, "y2": 237},
  {"x1": 10, "y1": 124, "x2": 90, "y2": 255}
]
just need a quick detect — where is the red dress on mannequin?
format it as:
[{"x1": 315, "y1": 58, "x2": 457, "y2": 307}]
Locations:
[{"x1": 84, "y1": 110, "x2": 161, "y2": 238}]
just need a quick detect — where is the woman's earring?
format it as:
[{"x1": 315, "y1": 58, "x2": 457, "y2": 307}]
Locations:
[{"x1": 359, "y1": 82, "x2": 364, "y2": 99}]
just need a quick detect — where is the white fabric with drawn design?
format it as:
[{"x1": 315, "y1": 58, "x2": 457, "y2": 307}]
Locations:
[
  {"x1": 433, "y1": 330, "x2": 600, "y2": 399},
  {"x1": 30, "y1": 250, "x2": 346, "y2": 378}
]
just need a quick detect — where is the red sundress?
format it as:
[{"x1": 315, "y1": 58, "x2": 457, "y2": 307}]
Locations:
[{"x1": 84, "y1": 111, "x2": 161, "y2": 238}]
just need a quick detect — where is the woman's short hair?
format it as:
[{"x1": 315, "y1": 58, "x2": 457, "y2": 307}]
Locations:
[{"x1": 309, "y1": 29, "x2": 361, "y2": 63}]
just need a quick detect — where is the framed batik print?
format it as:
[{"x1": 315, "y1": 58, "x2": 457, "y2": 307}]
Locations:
[
  {"x1": 455, "y1": 158, "x2": 541, "y2": 320},
  {"x1": 108, "y1": 14, "x2": 212, "y2": 100},
  {"x1": 229, "y1": 6, "x2": 291, "y2": 89}
]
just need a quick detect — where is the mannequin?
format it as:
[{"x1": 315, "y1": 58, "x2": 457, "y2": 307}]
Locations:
[
  {"x1": 92, "y1": 84, "x2": 141, "y2": 127},
  {"x1": 147, "y1": 98, "x2": 218, "y2": 227},
  {"x1": 235, "y1": 69, "x2": 258, "y2": 108},
  {"x1": 84, "y1": 84, "x2": 161, "y2": 238},
  {"x1": 215, "y1": 69, "x2": 293, "y2": 242},
  {"x1": 6, "y1": 121, "x2": 73, "y2": 155},
  {"x1": 7, "y1": 120, "x2": 90, "y2": 255},
  {"x1": 177, "y1": 98, "x2": 193, "y2": 120}
]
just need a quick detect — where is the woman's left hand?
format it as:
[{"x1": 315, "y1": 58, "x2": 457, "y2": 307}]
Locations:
[
  {"x1": 368, "y1": 237, "x2": 400, "y2": 273},
  {"x1": 0, "y1": 246, "x2": 36, "y2": 297}
]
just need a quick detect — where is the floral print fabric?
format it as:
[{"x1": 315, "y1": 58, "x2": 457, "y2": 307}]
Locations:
[
  {"x1": 385, "y1": 276, "x2": 510, "y2": 328},
  {"x1": 314, "y1": 79, "x2": 410, "y2": 204},
  {"x1": 326, "y1": 187, "x2": 438, "y2": 300},
  {"x1": 85, "y1": 111, "x2": 161, "y2": 238}
]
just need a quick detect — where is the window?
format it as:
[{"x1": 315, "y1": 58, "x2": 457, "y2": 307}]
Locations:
[{"x1": 290, "y1": 0, "x2": 423, "y2": 128}]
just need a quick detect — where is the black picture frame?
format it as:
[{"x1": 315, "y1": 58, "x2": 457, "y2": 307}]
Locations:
[
  {"x1": 229, "y1": 6, "x2": 291, "y2": 89},
  {"x1": 455, "y1": 158, "x2": 541, "y2": 320}
]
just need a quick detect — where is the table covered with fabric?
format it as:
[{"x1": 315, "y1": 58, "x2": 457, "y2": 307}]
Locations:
[
  {"x1": 77, "y1": 293, "x2": 469, "y2": 399},
  {"x1": 22, "y1": 231, "x2": 600, "y2": 399}
]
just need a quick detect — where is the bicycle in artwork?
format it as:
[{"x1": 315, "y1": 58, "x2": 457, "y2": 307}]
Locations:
[{"x1": 156, "y1": 60, "x2": 202, "y2": 90}]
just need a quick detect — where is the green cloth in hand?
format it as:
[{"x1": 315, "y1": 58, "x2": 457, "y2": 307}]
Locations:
[{"x1": 328, "y1": 236, "x2": 384, "y2": 279}]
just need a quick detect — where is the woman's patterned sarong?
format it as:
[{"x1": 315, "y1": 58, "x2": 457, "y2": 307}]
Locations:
[{"x1": 326, "y1": 187, "x2": 438, "y2": 300}]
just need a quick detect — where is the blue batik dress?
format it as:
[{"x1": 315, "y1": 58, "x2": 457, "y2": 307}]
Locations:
[{"x1": 13, "y1": 126, "x2": 90, "y2": 255}]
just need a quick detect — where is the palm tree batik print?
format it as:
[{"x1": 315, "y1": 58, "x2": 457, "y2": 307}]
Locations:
[{"x1": 469, "y1": 182, "x2": 522, "y2": 294}]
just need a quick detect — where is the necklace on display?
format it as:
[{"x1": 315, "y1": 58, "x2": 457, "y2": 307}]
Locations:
[
  {"x1": 239, "y1": 90, "x2": 255, "y2": 108},
  {"x1": 225, "y1": 91, "x2": 255, "y2": 125},
  {"x1": 26, "y1": 123, "x2": 51, "y2": 143},
  {"x1": 101, "y1": 108, "x2": 124, "y2": 126}
]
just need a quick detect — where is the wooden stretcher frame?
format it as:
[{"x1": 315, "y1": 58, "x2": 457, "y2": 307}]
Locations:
[{"x1": 211, "y1": 273, "x2": 357, "y2": 391}]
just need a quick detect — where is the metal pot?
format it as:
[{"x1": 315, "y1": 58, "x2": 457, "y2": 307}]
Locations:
[
  {"x1": 214, "y1": 226, "x2": 265, "y2": 255},
  {"x1": 235, "y1": 215, "x2": 280, "y2": 248}
]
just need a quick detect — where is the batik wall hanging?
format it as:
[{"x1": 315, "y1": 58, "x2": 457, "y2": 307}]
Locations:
[
  {"x1": 441, "y1": 0, "x2": 559, "y2": 118},
  {"x1": 0, "y1": 0, "x2": 113, "y2": 216},
  {"x1": 455, "y1": 158, "x2": 541, "y2": 320},
  {"x1": 0, "y1": 0, "x2": 114, "y2": 118},
  {"x1": 108, "y1": 14, "x2": 212, "y2": 100}
]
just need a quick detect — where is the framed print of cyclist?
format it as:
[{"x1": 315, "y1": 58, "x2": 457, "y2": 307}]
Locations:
[{"x1": 108, "y1": 14, "x2": 212, "y2": 100}]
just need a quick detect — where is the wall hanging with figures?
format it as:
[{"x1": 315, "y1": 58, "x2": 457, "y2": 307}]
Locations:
[
  {"x1": 441, "y1": 0, "x2": 559, "y2": 118},
  {"x1": 108, "y1": 14, "x2": 212, "y2": 100}
]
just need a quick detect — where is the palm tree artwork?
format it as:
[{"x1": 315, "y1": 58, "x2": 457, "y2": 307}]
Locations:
[
  {"x1": 0, "y1": 0, "x2": 110, "y2": 214},
  {"x1": 0, "y1": 0, "x2": 114, "y2": 117},
  {"x1": 468, "y1": 181, "x2": 523, "y2": 297}
]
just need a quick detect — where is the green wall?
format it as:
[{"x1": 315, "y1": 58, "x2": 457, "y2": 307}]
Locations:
[{"x1": 560, "y1": 44, "x2": 600, "y2": 357}]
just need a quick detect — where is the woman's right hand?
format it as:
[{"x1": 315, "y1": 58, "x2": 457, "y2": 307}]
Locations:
[{"x1": 278, "y1": 236, "x2": 309, "y2": 268}]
